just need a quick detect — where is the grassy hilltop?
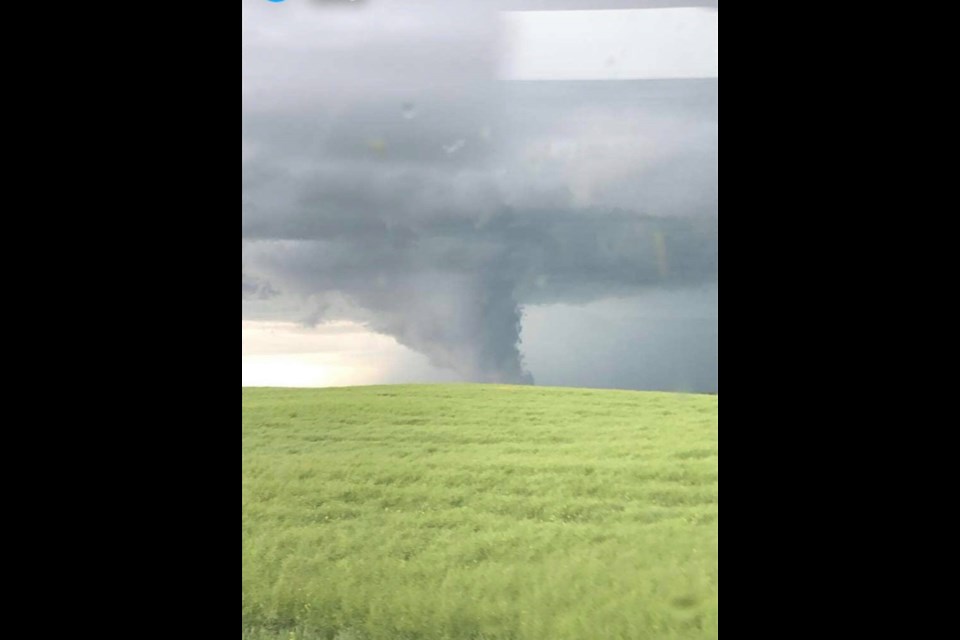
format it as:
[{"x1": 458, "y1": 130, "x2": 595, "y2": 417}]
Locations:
[{"x1": 242, "y1": 385, "x2": 719, "y2": 640}]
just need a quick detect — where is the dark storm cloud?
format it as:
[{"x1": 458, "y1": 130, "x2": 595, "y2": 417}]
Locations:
[
  {"x1": 243, "y1": 273, "x2": 276, "y2": 300},
  {"x1": 242, "y1": 0, "x2": 718, "y2": 386}
]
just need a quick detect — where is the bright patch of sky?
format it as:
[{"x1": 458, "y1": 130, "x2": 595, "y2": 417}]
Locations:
[{"x1": 503, "y1": 9, "x2": 718, "y2": 80}]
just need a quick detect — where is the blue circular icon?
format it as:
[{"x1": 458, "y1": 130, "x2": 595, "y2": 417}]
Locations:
[{"x1": 267, "y1": 0, "x2": 285, "y2": 3}]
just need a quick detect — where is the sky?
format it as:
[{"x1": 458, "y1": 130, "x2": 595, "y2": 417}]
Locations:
[{"x1": 241, "y1": 0, "x2": 718, "y2": 392}]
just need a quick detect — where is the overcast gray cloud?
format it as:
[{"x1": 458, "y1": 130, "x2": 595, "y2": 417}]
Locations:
[{"x1": 242, "y1": 0, "x2": 718, "y2": 389}]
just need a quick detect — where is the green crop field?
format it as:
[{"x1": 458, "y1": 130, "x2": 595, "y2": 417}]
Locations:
[{"x1": 242, "y1": 385, "x2": 719, "y2": 640}]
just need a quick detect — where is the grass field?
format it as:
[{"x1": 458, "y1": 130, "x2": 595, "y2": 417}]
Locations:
[{"x1": 242, "y1": 385, "x2": 718, "y2": 640}]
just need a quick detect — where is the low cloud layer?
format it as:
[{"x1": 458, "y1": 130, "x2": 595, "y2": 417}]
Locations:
[{"x1": 242, "y1": 0, "x2": 718, "y2": 387}]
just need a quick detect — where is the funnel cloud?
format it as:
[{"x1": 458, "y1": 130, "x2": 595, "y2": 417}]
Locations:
[{"x1": 242, "y1": 0, "x2": 718, "y2": 390}]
